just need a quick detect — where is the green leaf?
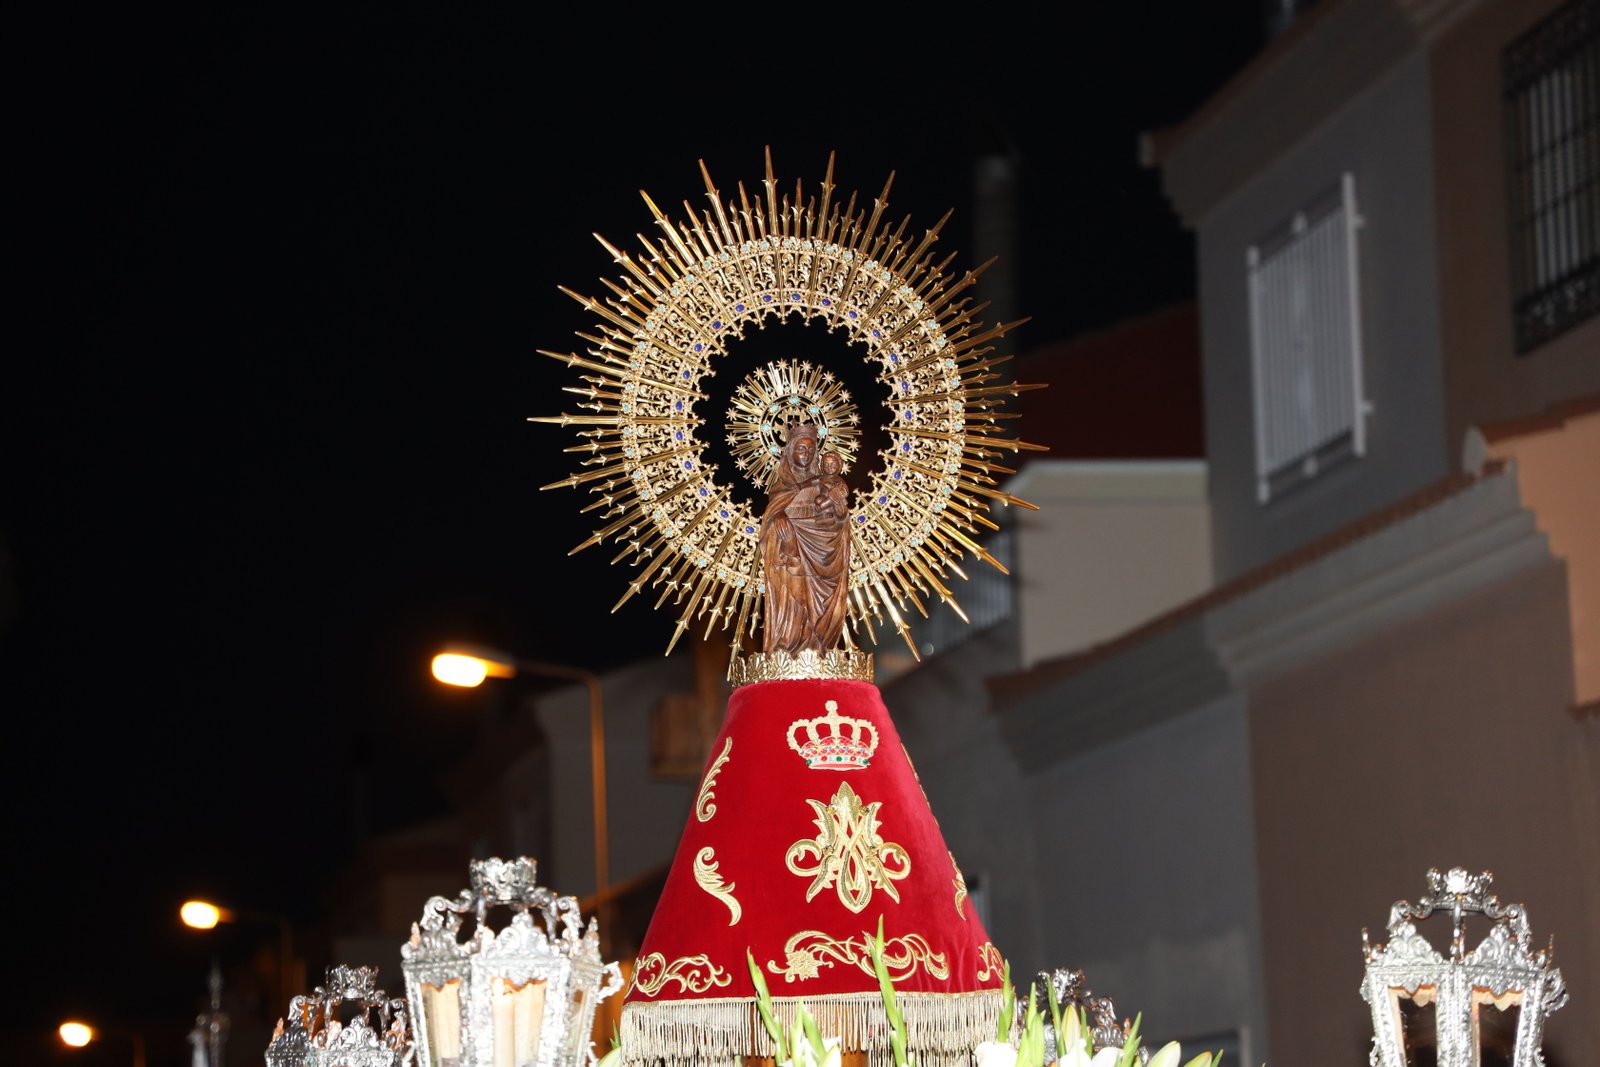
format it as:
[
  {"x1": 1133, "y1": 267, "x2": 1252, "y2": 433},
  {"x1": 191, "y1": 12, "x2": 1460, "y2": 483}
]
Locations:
[
  {"x1": 1115, "y1": 1013, "x2": 1144, "y2": 1067},
  {"x1": 996, "y1": 959, "x2": 1015, "y2": 1041},
  {"x1": 747, "y1": 948, "x2": 785, "y2": 1053},
  {"x1": 869, "y1": 917, "x2": 911, "y2": 1066}
]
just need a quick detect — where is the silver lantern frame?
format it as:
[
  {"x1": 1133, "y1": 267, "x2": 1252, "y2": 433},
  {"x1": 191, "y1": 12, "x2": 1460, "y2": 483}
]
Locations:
[
  {"x1": 401, "y1": 856, "x2": 623, "y2": 1067},
  {"x1": 265, "y1": 963, "x2": 414, "y2": 1067},
  {"x1": 1361, "y1": 867, "x2": 1567, "y2": 1067}
]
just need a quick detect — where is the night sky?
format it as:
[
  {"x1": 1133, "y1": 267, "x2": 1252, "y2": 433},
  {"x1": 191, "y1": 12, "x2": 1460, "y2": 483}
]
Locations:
[{"x1": 7, "y1": 4, "x2": 1267, "y2": 1061}]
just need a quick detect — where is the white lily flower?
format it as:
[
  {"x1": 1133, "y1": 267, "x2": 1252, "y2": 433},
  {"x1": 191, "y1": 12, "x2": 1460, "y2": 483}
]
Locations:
[
  {"x1": 1089, "y1": 1047, "x2": 1124, "y2": 1067},
  {"x1": 595, "y1": 1050, "x2": 622, "y2": 1067},
  {"x1": 781, "y1": 1034, "x2": 842, "y2": 1067},
  {"x1": 973, "y1": 1040, "x2": 1018, "y2": 1067},
  {"x1": 1055, "y1": 1041, "x2": 1095, "y2": 1067},
  {"x1": 1146, "y1": 1041, "x2": 1183, "y2": 1067}
]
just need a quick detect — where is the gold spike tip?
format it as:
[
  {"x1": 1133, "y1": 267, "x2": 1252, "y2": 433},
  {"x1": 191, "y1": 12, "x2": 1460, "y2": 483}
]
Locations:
[{"x1": 536, "y1": 150, "x2": 1045, "y2": 655}]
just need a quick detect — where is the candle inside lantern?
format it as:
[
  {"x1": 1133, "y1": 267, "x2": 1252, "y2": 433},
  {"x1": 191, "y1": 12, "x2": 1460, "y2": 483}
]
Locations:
[
  {"x1": 422, "y1": 979, "x2": 462, "y2": 1067},
  {"x1": 491, "y1": 976, "x2": 546, "y2": 1067}
]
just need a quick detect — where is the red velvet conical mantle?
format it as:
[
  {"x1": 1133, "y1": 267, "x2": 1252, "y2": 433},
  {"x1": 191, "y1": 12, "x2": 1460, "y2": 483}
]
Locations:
[{"x1": 619, "y1": 675, "x2": 1004, "y2": 1066}]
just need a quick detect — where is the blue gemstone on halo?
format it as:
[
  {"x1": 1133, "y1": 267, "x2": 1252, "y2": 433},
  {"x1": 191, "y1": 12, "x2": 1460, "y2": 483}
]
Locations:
[{"x1": 855, "y1": 515, "x2": 866, "y2": 524}]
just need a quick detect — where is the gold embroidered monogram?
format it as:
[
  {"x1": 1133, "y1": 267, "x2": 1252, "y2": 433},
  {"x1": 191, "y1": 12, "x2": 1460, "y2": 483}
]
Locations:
[
  {"x1": 630, "y1": 952, "x2": 733, "y2": 998},
  {"x1": 765, "y1": 929, "x2": 950, "y2": 984},
  {"x1": 976, "y1": 942, "x2": 1005, "y2": 982},
  {"x1": 693, "y1": 846, "x2": 741, "y2": 926},
  {"x1": 695, "y1": 737, "x2": 733, "y2": 822},
  {"x1": 785, "y1": 781, "x2": 911, "y2": 913},
  {"x1": 951, "y1": 852, "x2": 968, "y2": 918}
]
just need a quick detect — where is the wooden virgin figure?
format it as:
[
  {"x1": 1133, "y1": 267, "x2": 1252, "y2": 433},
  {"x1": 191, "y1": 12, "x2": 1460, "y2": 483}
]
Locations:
[{"x1": 759, "y1": 420, "x2": 851, "y2": 654}]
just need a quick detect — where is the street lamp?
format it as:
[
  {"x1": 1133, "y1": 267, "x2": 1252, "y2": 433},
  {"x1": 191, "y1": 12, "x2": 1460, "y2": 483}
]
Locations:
[
  {"x1": 430, "y1": 644, "x2": 610, "y2": 913},
  {"x1": 59, "y1": 1020, "x2": 147, "y2": 1067},
  {"x1": 180, "y1": 898, "x2": 299, "y2": 1010}
]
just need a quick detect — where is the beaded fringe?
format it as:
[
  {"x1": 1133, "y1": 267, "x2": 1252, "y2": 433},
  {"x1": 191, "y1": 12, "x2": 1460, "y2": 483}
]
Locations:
[{"x1": 620, "y1": 989, "x2": 1002, "y2": 1066}]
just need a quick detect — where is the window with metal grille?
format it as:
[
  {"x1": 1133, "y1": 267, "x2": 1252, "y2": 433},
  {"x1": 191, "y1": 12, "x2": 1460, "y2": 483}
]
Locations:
[
  {"x1": 1246, "y1": 173, "x2": 1368, "y2": 504},
  {"x1": 1504, "y1": 0, "x2": 1600, "y2": 353}
]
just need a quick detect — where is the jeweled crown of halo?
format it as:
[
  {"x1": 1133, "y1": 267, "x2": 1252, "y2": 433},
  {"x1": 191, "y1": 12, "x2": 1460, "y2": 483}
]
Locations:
[
  {"x1": 786, "y1": 698, "x2": 879, "y2": 768},
  {"x1": 532, "y1": 148, "x2": 1046, "y2": 660}
]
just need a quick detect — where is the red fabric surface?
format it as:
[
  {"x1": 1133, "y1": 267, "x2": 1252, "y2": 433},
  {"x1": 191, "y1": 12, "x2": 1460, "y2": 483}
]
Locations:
[{"x1": 624, "y1": 678, "x2": 1003, "y2": 1006}]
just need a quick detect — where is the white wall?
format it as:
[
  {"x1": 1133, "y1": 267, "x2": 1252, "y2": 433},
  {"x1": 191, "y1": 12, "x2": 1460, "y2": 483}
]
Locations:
[{"x1": 1007, "y1": 460, "x2": 1213, "y2": 668}]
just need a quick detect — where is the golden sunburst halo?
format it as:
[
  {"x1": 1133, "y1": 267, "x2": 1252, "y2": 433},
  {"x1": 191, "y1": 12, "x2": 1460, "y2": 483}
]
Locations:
[{"x1": 532, "y1": 148, "x2": 1045, "y2": 658}]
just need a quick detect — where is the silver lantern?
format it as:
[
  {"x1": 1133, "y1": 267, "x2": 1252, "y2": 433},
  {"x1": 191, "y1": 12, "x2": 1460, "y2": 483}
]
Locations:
[
  {"x1": 1361, "y1": 867, "x2": 1567, "y2": 1067},
  {"x1": 265, "y1": 964, "x2": 414, "y2": 1067},
  {"x1": 401, "y1": 856, "x2": 623, "y2": 1067}
]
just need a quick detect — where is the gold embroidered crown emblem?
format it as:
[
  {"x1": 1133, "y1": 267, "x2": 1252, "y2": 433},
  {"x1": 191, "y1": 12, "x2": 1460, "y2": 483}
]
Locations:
[{"x1": 786, "y1": 699, "x2": 878, "y2": 770}]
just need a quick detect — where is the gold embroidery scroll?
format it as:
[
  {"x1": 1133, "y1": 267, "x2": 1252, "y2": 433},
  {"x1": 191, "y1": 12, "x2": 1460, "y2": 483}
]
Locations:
[
  {"x1": 951, "y1": 852, "x2": 968, "y2": 918},
  {"x1": 695, "y1": 737, "x2": 733, "y2": 822},
  {"x1": 785, "y1": 781, "x2": 911, "y2": 914},
  {"x1": 630, "y1": 952, "x2": 733, "y2": 998},
  {"x1": 693, "y1": 846, "x2": 741, "y2": 926},
  {"x1": 976, "y1": 942, "x2": 1006, "y2": 982},
  {"x1": 765, "y1": 929, "x2": 950, "y2": 984}
]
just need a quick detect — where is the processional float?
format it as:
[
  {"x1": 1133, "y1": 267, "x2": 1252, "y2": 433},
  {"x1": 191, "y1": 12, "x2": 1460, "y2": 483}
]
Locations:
[{"x1": 258, "y1": 151, "x2": 1570, "y2": 1067}]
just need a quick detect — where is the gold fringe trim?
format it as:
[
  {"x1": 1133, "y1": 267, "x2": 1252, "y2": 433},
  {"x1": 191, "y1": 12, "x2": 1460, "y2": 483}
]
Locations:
[
  {"x1": 620, "y1": 989, "x2": 1001, "y2": 1067},
  {"x1": 729, "y1": 650, "x2": 875, "y2": 686}
]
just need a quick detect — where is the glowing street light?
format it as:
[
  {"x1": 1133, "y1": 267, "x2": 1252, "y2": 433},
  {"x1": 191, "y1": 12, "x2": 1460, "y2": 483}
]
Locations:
[
  {"x1": 59, "y1": 1020, "x2": 146, "y2": 1067},
  {"x1": 430, "y1": 644, "x2": 610, "y2": 914},
  {"x1": 180, "y1": 898, "x2": 298, "y2": 1009}
]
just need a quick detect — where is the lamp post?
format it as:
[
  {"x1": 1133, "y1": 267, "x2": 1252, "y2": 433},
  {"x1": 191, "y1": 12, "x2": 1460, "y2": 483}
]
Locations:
[
  {"x1": 430, "y1": 644, "x2": 610, "y2": 921},
  {"x1": 180, "y1": 898, "x2": 299, "y2": 1011},
  {"x1": 59, "y1": 1020, "x2": 147, "y2": 1067}
]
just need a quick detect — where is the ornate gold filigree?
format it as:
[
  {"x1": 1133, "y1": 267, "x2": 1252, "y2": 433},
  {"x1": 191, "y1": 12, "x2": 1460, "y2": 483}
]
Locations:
[
  {"x1": 695, "y1": 738, "x2": 733, "y2": 822},
  {"x1": 727, "y1": 648, "x2": 874, "y2": 686},
  {"x1": 630, "y1": 952, "x2": 733, "y2": 998},
  {"x1": 534, "y1": 152, "x2": 1044, "y2": 659},
  {"x1": 785, "y1": 781, "x2": 911, "y2": 913},
  {"x1": 766, "y1": 929, "x2": 950, "y2": 984},
  {"x1": 951, "y1": 852, "x2": 968, "y2": 918},
  {"x1": 693, "y1": 846, "x2": 741, "y2": 926},
  {"x1": 976, "y1": 942, "x2": 1005, "y2": 982}
]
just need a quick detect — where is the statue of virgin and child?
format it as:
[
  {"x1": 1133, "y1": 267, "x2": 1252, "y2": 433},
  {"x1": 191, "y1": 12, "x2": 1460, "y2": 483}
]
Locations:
[{"x1": 758, "y1": 421, "x2": 850, "y2": 655}]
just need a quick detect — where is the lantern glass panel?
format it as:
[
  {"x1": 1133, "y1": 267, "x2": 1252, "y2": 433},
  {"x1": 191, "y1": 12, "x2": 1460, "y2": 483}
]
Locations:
[
  {"x1": 1472, "y1": 988, "x2": 1521, "y2": 1067},
  {"x1": 564, "y1": 988, "x2": 589, "y2": 1062},
  {"x1": 1391, "y1": 986, "x2": 1438, "y2": 1067},
  {"x1": 422, "y1": 979, "x2": 465, "y2": 1067}
]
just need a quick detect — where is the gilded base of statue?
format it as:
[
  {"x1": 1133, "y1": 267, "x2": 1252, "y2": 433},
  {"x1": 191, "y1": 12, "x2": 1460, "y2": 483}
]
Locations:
[{"x1": 727, "y1": 649, "x2": 875, "y2": 687}]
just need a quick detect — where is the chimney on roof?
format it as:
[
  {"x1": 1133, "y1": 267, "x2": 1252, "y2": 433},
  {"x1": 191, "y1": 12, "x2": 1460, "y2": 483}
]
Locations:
[
  {"x1": 973, "y1": 152, "x2": 1020, "y2": 337},
  {"x1": 1263, "y1": 0, "x2": 1309, "y2": 37}
]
